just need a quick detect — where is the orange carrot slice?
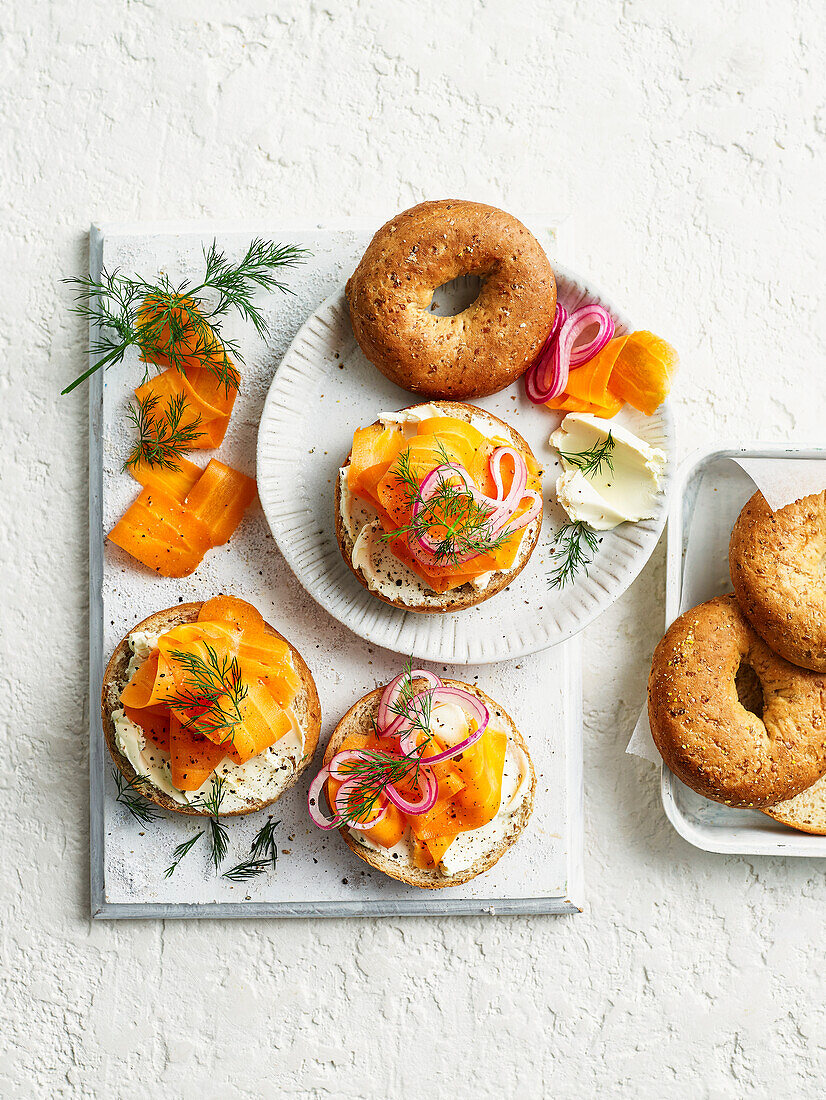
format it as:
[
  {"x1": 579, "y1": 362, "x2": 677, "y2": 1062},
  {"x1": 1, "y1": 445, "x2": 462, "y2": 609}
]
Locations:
[
  {"x1": 225, "y1": 681, "x2": 293, "y2": 764},
  {"x1": 564, "y1": 335, "x2": 629, "y2": 408},
  {"x1": 108, "y1": 488, "x2": 213, "y2": 577},
  {"x1": 123, "y1": 704, "x2": 170, "y2": 752},
  {"x1": 134, "y1": 369, "x2": 232, "y2": 451},
  {"x1": 608, "y1": 331, "x2": 678, "y2": 415},
  {"x1": 128, "y1": 454, "x2": 203, "y2": 503},
  {"x1": 185, "y1": 460, "x2": 257, "y2": 546},
  {"x1": 169, "y1": 714, "x2": 227, "y2": 791}
]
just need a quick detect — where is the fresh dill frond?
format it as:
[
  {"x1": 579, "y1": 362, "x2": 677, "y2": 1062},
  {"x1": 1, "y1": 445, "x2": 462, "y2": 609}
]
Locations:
[
  {"x1": 381, "y1": 443, "x2": 509, "y2": 566},
  {"x1": 558, "y1": 431, "x2": 615, "y2": 477},
  {"x1": 189, "y1": 777, "x2": 229, "y2": 872},
  {"x1": 167, "y1": 645, "x2": 248, "y2": 745},
  {"x1": 331, "y1": 664, "x2": 441, "y2": 826},
  {"x1": 163, "y1": 830, "x2": 204, "y2": 878},
  {"x1": 220, "y1": 816, "x2": 281, "y2": 881},
  {"x1": 123, "y1": 391, "x2": 203, "y2": 472},
  {"x1": 248, "y1": 817, "x2": 280, "y2": 868},
  {"x1": 62, "y1": 238, "x2": 309, "y2": 395},
  {"x1": 547, "y1": 521, "x2": 601, "y2": 590},
  {"x1": 221, "y1": 857, "x2": 272, "y2": 882},
  {"x1": 111, "y1": 767, "x2": 159, "y2": 825}
]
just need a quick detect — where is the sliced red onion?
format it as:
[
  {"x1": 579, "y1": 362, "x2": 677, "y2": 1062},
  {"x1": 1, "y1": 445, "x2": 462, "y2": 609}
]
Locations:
[
  {"x1": 382, "y1": 768, "x2": 438, "y2": 815},
  {"x1": 524, "y1": 303, "x2": 615, "y2": 404},
  {"x1": 378, "y1": 669, "x2": 442, "y2": 736},
  {"x1": 500, "y1": 489, "x2": 542, "y2": 535},
  {"x1": 334, "y1": 777, "x2": 390, "y2": 830},
  {"x1": 397, "y1": 685, "x2": 489, "y2": 764},
  {"x1": 307, "y1": 767, "x2": 343, "y2": 830}
]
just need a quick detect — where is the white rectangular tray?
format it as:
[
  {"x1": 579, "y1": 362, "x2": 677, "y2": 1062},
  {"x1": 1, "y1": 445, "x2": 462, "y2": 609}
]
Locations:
[
  {"x1": 661, "y1": 444, "x2": 826, "y2": 856},
  {"x1": 88, "y1": 221, "x2": 585, "y2": 917}
]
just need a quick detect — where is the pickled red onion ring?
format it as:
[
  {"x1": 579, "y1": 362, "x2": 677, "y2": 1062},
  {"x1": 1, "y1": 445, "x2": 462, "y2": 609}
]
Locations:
[
  {"x1": 378, "y1": 668, "x2": 442, "y2": 736},
  {"x1": 334, "y1": 777, "x2": 390, "y2": 830},
  {"x1": 407, "y1": 444, "x2": 536, "y2": 566},
  {"x1": 382, "y1": 768, "x2": 438, "y2": 815},
  {"x1": 524, "y1": 303, "x2": 615, "y2": 404}
]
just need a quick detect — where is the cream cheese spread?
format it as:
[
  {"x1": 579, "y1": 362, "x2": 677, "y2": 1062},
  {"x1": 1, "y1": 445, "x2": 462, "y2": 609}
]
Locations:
[
  {"x1": 551, "y1": 413, "x2": 666, "y2": 531},
  {"x1": 353, "y1": 698, "x2": 532, "y2": 876},
  {"x1": 114, "y1": 631, "x2": 306, "y2": 813}
]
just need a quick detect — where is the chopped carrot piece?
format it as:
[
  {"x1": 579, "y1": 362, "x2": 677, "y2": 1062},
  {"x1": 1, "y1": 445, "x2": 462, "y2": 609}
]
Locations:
[
  {"x1": 123, "y1": 704, "x2": 170, "y2": 752},
  {"x1": 169, "y1": 714, "x2": 227, "y2": 791},
  {"x1": 607, "y1": 331, "x2": 678, "y2": 415},
  {"x1": 224, "y1": 681, "x2": 293, "y2": 764},
  {"x1": 128, "y1": 454, "x2": 203, "y2": 503},
  {"x1": 198, "y1": 594, "x2": 264, "y2": 632},
  {"x1": 108, "y1": 488, "x2": 213, "y2": 577},
  {"x1": 185, "y1": 460, "x2": 257, "y2": 546},
  {"x1": 564, "y1": 335, "x2": 629, "y2": 408}
]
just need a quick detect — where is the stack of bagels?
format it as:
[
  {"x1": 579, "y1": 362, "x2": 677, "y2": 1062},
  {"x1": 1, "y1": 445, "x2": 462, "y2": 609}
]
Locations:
[{"x1": 648, "y1": 488, "x2": 826, "y2": 833}]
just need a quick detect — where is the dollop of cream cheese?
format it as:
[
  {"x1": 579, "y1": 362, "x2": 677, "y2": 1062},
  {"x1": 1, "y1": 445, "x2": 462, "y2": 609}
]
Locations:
[
  {"x1": 353, "y1": 699, "x2": 532, "y2": 877},
  {"x1": 114, "y1": 632, "x2": 306, "y2": 813},
  {"x1": 551, "y1": 413, "x2": 666, "y2": 531},
  {"x1": 340, "y1": 407, "x2": 516, "y2": 600}
]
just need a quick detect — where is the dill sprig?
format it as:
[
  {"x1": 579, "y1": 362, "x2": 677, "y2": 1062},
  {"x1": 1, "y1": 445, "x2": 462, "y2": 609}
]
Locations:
[
  {"x1": 111, "y1": 768, "x2": 159, "y2": 825},
  {"x1": 558, "y1": 431, "x2": 615, "y2": 477},
  {"x1": 167, "y1": 645, "x2": 248, "y2": 746},
  {"x1": 332, "y1": 664, "x2": 439, "y2": 827},
  {"x1": 190, "y1": 777, "x2": 229, "y2": 872},
  {"x1": 221, "y1": 816, "x2": 281, "y2": 882},
  {"x1": 221, "y1": 858, "x2": 273, "y2": 882},
  {"x1": 62, "y1": 237, "x2": 309, "y2": 395},
  {"x1": 124, "y1": 391, "x2": 203, "y2": 472},
  {"x1": 547, "y1": 521, "x2": 601, "y2": 589},
  {"x1": 249, "y1": 817, "x2": 280, "y2": 866},
  {"x1": 382, "y1": 443, "x2": 510, "y2": 566},
  {"x1": 163, "y1": 830, "x2": 204, "y2": 878}
]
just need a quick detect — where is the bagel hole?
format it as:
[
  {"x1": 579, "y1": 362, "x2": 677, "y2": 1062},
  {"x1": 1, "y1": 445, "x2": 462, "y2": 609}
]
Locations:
[
  {"x1": 429, "y1": 274, "x2": 483, "y2": 316},
  {"x1": 735, "y1": 659, "x2": 765, "y2": 718}
]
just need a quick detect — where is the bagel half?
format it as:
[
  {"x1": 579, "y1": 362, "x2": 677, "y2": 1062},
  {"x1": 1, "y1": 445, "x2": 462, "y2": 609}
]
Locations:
[
  {"x1": 762, "y1": 774, "x2": 826, "y2": 834},
  {"x1": 101, "y1": 602, "x2": 321, "y2": 816},
  {"x1": 648, "y1": 595, "x2": 826, "y2": 808},
  {"x1": 730, "y1": 489, "x2": 826, "y2": 672},
  {"x1": 322, "y1": 678, "x2": 536, "y2": 889},
  {"x1": 335, "y1": 401, "x2": 543, "y2": 614}
]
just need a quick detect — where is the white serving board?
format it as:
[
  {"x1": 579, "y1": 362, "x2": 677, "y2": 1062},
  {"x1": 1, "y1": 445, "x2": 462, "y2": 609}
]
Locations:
[
  {"x1": 660, "y1": 444, "x2": 826, "y2": 856},
  {"x1": 88, "y1": 222, "x2": 584, "y2": 916}
]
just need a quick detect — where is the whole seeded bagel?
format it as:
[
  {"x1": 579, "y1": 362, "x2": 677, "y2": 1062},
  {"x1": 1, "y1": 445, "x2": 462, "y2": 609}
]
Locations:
[
  {"x1": 648, "y1": 595, "x2": 826, "y2": 808},
  {"x1": 346, "y1": 200, "x2": 557, "y2": 399},
  {"x1": 729, "y1": 489, "x2": 826, "y2": 672},
  {"x1": 101, "y1": 602, "x2": 321, "y2": 816}
]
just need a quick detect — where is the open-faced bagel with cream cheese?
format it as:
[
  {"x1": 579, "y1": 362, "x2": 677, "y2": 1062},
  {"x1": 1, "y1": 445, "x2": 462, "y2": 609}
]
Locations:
[
  {"x1": 101, "y1": 596, "x2": 320, "y2": 816},
  {"x1": 334, "y1": 400, "x2": 543, "y2": 613},
  {"x1": 308, "y1": 670, "x2": 535, "y2": 888},
  {"x1": 346, "y1": 199, "x2": 557, "y2": 399}
]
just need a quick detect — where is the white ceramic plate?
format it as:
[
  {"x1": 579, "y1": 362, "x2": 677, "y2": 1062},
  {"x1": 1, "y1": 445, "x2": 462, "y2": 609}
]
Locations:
[{"x1": 257, "y1": 265, "x2": 675, "y2": 664}]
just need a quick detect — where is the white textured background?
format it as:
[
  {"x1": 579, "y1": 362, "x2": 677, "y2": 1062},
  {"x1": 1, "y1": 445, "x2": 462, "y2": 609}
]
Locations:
[{"x1": 3, "y1": 1, "x2": 826, "y2": 1096}]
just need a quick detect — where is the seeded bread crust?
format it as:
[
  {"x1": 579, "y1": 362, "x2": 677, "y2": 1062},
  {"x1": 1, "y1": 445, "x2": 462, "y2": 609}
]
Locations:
[
  {"x1": 648, "y1": 594, "x2": 826, "y2": 808},
  {"x1": 321, "y1": 678, "x2": 536, "y2": 889},
  {"x1": 346, "y1": 199, "x2": 556, "y2": 399},
  {"x1": 335, "y1": 400, "x2": 543, "y2": 614},
  {"x1": 729, "y1": 489, "x2": 826, "y2": 672},
  {"x1": 100, "y1": 601, "x2": 321, "y2": 817}
]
